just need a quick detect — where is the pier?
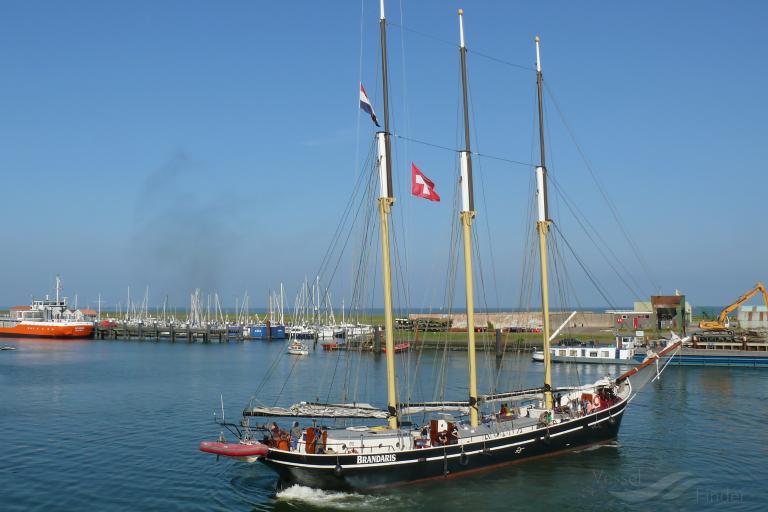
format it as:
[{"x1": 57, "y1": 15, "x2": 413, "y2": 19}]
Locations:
[{"x1": 94, "y1": 323, "x2": 238, "y2": 343}]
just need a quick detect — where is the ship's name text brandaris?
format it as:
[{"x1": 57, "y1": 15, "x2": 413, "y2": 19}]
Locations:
[{"x1": 356, "y1": 454, "x2": 397, "y2": 464}]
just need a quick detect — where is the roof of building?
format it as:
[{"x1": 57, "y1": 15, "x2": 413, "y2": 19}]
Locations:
[
  {"x1": 78, "y1": 308, "x2": 98, "y2": 316},
  {"x1": 10, "y1": 305, "x2": 32, "y2": 311},
  {"x1": 651, "y1": 295, "x2": 684, "y2": 307}
]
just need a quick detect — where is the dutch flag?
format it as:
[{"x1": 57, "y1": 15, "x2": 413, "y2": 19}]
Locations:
[{"x1": 359, "y1": 83, "x2": 380, "y2": 127}]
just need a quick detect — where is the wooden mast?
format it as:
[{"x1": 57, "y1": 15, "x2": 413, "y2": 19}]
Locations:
[
  {"x1": 457, "y1": 9, "x2": 479, "y2": 428},
  {"x1": 534, "y1": 35, "x2": 553, "y2": 410},
  {"x1": 376, "y1": 0, "x2": 398, "y2": 429}
]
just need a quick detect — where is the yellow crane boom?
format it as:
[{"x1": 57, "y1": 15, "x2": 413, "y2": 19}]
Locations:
[{"x1": 699, "y1": 282, "x2": 768, "y2": 330}]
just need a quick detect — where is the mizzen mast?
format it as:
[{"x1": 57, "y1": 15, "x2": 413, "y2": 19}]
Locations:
[
  {"x1": 534, "y1": 35, "x2": 554, "y2": 410},
  {"x1": 376, "y1": 0, "x2": 399, "y2": 430},
  {"x1": 457, "y1": 9, "x2": 479, "y2": 428}
]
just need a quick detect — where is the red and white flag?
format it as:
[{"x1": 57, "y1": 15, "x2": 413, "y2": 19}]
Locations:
[{"x1": 411, "y1": 163, "x2": 440, "y2": 202}]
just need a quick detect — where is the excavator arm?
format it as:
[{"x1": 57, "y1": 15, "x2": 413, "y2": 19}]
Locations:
[{"x1": 699, "y1": 282, "x2": 768, "y2": 330}]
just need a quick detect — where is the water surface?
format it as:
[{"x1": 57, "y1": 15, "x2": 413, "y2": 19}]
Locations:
[{"x1": 0, "y1": 338, "x2": 763, "y2": 511}]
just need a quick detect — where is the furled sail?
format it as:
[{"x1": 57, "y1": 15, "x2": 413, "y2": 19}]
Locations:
[
  {"x1": 243, "y1": 402, "x2": 389, "y2": 419},
  {"x1": 399, "y1": 401, "x2": 470, "y2": 416},
  {"x1": 478, "y1": 387, "x2": 547, "y2": 404}
]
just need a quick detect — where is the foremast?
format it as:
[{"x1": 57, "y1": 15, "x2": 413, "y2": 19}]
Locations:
[
  {"x1": 457, "y1": 9, "x2": 479, "y2": 428},
  {"x1": 534, "y1": 35, "x2": 554, "y2": 409},
  {"x1": 376, "y1": 0, "x2": 398, "y2": 429}
]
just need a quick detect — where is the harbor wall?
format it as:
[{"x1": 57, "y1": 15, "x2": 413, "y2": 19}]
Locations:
[{"x1": 408, "y1": 311, "x2": 614, "y2": 330}]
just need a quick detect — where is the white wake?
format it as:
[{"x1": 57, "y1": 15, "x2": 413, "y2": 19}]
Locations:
[{"x1": 276, "y1": 484, "x2": 399, "y2": 510}]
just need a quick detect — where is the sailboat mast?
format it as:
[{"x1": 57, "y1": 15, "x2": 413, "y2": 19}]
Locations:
[
  {"x1": 377, "y1": 0, "x2": 398, "y2": 430},
  {"x1": 534, "y1": 35, "x2": 553, "y2": 409},
  {"x1": 457, "y1": 9, "x2": 479, "y2": 428}
]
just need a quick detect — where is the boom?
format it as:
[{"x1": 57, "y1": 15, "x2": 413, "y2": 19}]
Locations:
[{"x1": 699, "y1": 282, "x2": 768, "y2": 330}]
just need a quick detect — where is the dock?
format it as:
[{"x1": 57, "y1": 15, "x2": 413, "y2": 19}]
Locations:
[{"x1": 94, "y1": 323, "x2": 240, "y2": 343}]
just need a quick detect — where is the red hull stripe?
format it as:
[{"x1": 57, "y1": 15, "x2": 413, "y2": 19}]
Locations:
[{"x1": 0, "y1": 324, "x2": 94, "y2": 338}]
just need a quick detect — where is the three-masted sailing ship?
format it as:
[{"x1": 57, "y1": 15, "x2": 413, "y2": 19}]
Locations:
[{"x1": 200, "y1": 3, "x2": 683, "y2": 490}]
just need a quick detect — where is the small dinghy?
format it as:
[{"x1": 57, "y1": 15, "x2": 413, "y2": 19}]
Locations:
[
  {"x1": 199, "y1": 441, "x2": 269, "y2": 461},
  {"x1": 382, "y1": 341, "x2": 410, "y2": 353},
  {"x1": 1, "y1": 346, "x2": 17, "y2": 351}
]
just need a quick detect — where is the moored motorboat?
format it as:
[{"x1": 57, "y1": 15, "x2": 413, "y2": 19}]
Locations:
[
  {"x1": 0, "y1": 277, "x2": 93, "y2": 339},
  {"x1": 287, "y1": 340, "x2": 309, "y2": 356},
  {"x1": 533, "y1": 334, "x2": 639, "y2": 365}
]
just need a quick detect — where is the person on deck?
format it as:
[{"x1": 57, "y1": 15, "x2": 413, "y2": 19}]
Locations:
[
  {"x1": 416, "y1": 426, "x2": 429, "y2": 448},
  {"x1": 290, "y1": 421, "x2": 301, "y2": 451},
  {"x1": 313, "y1": 427, "x2": 325, "y2": 454},
  {"x1": 270, "y1": 422, "x2": 281, "y2": 443},
  {"x1": 500, "y1": 403, "x2": 509, "y2": 416}
]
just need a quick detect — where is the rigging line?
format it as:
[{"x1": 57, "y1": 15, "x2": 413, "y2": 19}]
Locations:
[
  {"x1": 353, "y1": 0, "x2": 365, "y2": 184},
  {"x1": 548, "y1": 174, "x2": 646, "y2": 301},
  {"x1": 552, "y1": 223, "x2": 617, "y2": 310},
  {"x1": 325, "y1": 335, "x2": 346, "y2": 405},
  {"x1": 466, "y1": 70, "x2": 502, "y2": 315},
  {"x1": 434, "y1": 172, "x2": 462, "y2": 404},
  {"x1": 347, "y1": 177, "x2": 376, "y2": 404},
  {"x1": 272, "y1": 345, "x2": 303, "y2": 406},
  {"x1": 551, "y1": 237, "x2": 584, "y2": 390},
  {"x1": 475, "y1": 152, "x2": 534, "y2": 168},
  {"x1": 395, "y1": 0, "x2": 412, "y2": 328},
  {"x1": 347, "y1": 180, "x2": 375, "y2": 402},
  {"x1": 389, "y1": 188, "x2": 414, "y2": 403},
  {"x1": 387, "y1": 21, "x2": 535, "y2": 72},
  {"x1": 468, "y1": 47, "x2": 537, "y2": 72},
  {"x1": 543, "y1": 81, "x2": 660, "y2": 292},
  {"x1": 464, "y1": 77, "x2": 497, "y2": 385},
  {"x1": 471, "y1": 218, "x2": 496, "y2": 397},
  {"x1": 347, "y1": 0, "x2": 366, "y2": 298},
  {"x1": 316, "y1": 143, "x2": 377, "y2": 280},
  {"x1": 544, "y1": 130, "x2": 648, "y2": 302},
  {"x1": 391, "y1": 133, "x2": 533, "y2": 167}
]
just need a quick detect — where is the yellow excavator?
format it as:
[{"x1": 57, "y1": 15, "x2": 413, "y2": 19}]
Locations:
[{"x1": 699, "y1": 282, "x2": 768, "y2": 330}]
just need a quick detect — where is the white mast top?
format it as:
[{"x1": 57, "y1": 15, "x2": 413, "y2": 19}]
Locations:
[
  {"x1": 458, "y1": 9, "x2": 466, "y2": 49},
  {"x1": 380, "y1": 0, "x2": 385, "y2": 20},
  {"x1": 535, "y1": 35, "x2": 542, "y2": 73}
]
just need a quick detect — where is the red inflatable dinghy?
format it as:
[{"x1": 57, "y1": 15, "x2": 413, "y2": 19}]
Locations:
[{"x1": 199, "y1": 441, "x2": 269, "y2": 458}]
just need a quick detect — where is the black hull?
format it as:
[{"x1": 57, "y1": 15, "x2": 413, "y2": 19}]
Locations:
[{"x1": 261, "y1": 401, "x2": 627, "y2": 491}]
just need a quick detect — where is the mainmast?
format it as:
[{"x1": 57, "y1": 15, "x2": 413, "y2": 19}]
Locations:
[
  {"x1": 534, "y1": 35, "x2": 554, "y2": 409},
  {"x1": 377, "y1": 0, "x2": 398, "y2": 429},
  {"x1": 457, "y1": 9, "x2": 479, "y2": 428}
]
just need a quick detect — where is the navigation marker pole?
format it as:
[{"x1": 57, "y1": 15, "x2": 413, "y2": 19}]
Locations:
[
  {"x1": 534, "y1": 35, "x2": 554, "y2": 410},
  {"x1": 377, "y1": 0, "x2": 398, "y2": 430},
  {"x1": 458, "y1": 9, "x2": 479, "y2": 428}
]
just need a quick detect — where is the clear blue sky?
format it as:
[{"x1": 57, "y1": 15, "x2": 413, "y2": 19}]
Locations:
[{"x1": 1, "y1": 0, "x2": 766, "y2": 311}]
